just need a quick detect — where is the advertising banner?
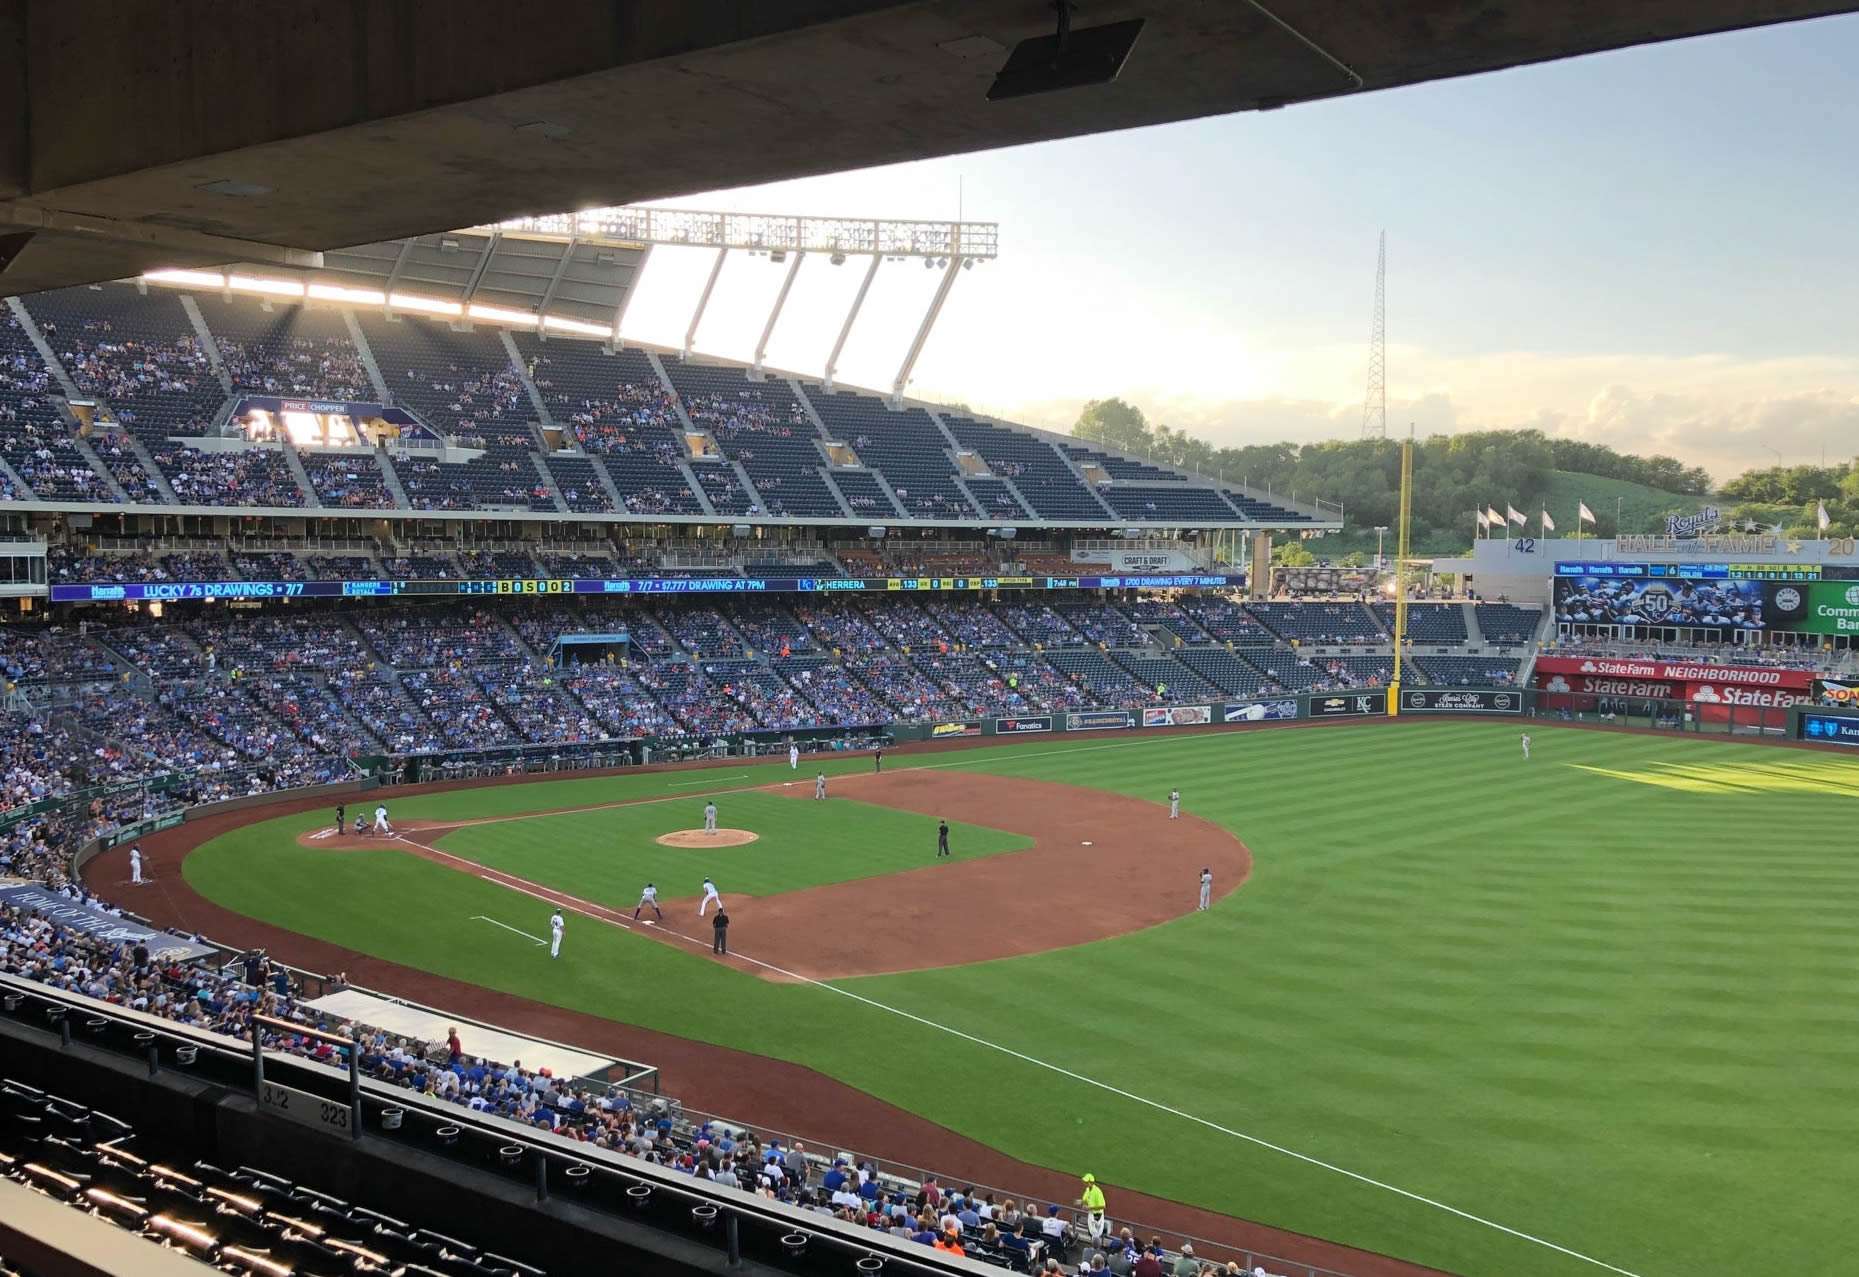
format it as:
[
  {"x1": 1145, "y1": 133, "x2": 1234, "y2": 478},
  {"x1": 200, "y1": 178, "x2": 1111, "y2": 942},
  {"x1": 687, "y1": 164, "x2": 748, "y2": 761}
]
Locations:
[
  {"x1": 1398, "y1": 689, "x2": 1523, "y2": 713},
  {"x1": 1801, "y1": 713, "x2": 1859, "y2": 746},
  {"x1": 1223, "y1": 699, "x2": 1300, "y2": 723},
  {"x1": 994, "y1": 716, "x2": 1053, "y2": 734},
  {"x1": 929, "y1": 721, "x2": 982, "y2": 739},
  {"x1": 0, "y1": 884, "x2": 217, "y2": 963},
  {"x1": 1770, "y1": 581, "x2": 1859, "y2": 636},
  {"x1": 1142, "y1": 705, "x2": 1212, "y2": 728},
  {"x1": 1814, "y1": 679, "x2": 1859, "y2": 708},
  {"x1": 1066, "y1": 710, "x2": 1137, "y2": 732},
  {"x1": 1534, "y1": 656, "x2": 1817, "y2": 691},
  {"x1": 1310, "y1": 691, "x2": 1387, "y2": 717}
]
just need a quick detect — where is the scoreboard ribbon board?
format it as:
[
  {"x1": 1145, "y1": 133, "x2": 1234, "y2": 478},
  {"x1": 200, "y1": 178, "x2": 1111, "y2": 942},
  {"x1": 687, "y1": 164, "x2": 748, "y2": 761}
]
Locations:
[{"x1": 49, "y1": 572, "x2": 1245, "y2": 603}]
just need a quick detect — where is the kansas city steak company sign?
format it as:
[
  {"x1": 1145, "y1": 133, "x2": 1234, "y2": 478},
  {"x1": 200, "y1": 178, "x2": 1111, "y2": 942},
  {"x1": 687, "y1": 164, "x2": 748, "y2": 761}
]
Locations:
[{"x1": 1534, "y1": 656, "x2": 1816, "y2": 690}]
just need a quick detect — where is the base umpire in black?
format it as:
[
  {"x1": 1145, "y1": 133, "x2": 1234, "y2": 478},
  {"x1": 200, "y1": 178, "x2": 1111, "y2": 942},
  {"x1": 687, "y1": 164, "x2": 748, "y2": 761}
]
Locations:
[{"x1": 712, "y1": 906, "x2": 729, "y2": 955}]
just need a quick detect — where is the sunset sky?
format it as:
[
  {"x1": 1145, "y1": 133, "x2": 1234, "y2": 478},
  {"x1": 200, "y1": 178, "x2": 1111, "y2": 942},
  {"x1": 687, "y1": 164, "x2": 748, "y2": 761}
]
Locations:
[{"x1": 620, "y1": 11, "x2": 1859, "y2": 481}]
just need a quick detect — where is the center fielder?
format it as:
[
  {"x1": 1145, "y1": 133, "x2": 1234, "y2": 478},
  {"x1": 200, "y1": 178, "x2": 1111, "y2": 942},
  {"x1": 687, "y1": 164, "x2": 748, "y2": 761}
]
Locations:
[
  {"x1": 703, "y1": 801, "x2": 718, "y2": 832},
  {"x1": 814, "y1": 772, "x2": 826, "y2": 800},
  {"x1": 1521, "y1": 732, "x2": 1532, "y2": 760},
  {"x1": 699, "y1": 877, "x2": 722, "y2": 917},
  {"x1": 549, "y1": 908, "x2": 565, "y2": 958},
  {"x1": 1169, "y1": 789, "x2": 1181, "y2": 820},
  {"x1": 634, "y1": 881, "x2": 663, "y2": 921}
]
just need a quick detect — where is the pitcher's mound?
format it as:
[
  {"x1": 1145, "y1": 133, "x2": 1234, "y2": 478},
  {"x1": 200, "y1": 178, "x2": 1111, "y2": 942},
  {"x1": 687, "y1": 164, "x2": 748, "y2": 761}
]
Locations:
[{"x1": 656, "y1": 828, "x2": 759, "y2": 848}]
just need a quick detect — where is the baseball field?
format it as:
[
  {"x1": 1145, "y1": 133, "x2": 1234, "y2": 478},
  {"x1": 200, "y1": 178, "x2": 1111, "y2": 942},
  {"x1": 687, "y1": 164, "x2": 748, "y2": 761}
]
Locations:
[{"x1": 113, "y1": 721, "x2": 1859, "y2": 1277}]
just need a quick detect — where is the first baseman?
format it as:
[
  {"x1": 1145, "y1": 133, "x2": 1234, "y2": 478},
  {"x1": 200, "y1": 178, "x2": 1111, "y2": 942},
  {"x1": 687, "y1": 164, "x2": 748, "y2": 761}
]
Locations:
[
  {"x1": 634, "y1": 882, "x2": 663, "y2": 921},
  {"x1": 814, "y1": 772, "x2": 826, "y2": 800},
  {"x1": 699, "y1": 877, "x2": 722, "y2": 917},
  {"x1": 1169, "y1": 789, "x2": 1180, "y2": 819},
  {"x1": 703, "y1": 800, "x2": 718, "y2": 832},
  {"x1": 1197, "y1": 867, "x2": 1212, "y2": 911},
  {"x1": 789, "y1": 743, "x2": 799, "y2": 770},
  {"x1": 549, "y1": 908, "x2": 565, "y2": 958}
]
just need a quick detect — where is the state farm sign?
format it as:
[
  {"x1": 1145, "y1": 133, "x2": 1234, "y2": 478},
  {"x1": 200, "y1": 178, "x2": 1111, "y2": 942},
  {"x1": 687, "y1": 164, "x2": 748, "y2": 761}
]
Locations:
[
  {"x1": 1535, "y1": 656, "x2": 1815, "y2": 690},
  {"x1": 1540, "y1": 673, "x2": 1678, "y2": 698},
  {"x1": 1687, "y1": 683, "x2": 1810, "y2": 708}
]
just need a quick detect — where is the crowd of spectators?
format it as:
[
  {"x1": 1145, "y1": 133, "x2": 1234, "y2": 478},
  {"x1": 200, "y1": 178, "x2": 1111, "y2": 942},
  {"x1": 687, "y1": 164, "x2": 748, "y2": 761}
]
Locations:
[
  {"x1": 219, "y1": 335, "x2": 372, "y2": 401},
  {"x1": 151, "y1": 444, "x2": 307, "y2": 507},
  {"x1": 301, "y1": 450, "x2": 394, "y2": 507}
]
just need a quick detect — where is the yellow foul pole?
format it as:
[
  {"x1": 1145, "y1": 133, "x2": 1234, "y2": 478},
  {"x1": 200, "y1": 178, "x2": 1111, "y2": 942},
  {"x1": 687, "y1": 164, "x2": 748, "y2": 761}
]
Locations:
[{"x1": 1387, "y1": 433, "x2": 1413, "y2": 717}]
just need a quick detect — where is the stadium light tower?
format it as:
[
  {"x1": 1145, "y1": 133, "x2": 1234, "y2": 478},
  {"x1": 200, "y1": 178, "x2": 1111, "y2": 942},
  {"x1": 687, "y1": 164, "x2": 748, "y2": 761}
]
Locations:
[{"x1": 1360, "y1": 231, "x2": 1386, "y2": 440}]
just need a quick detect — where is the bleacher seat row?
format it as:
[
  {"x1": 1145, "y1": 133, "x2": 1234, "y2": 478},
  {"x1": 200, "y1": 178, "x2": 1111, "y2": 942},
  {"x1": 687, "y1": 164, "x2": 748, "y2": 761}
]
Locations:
[{"x1": 0, "y1": 283, "x2": 1318, "y2": 527}]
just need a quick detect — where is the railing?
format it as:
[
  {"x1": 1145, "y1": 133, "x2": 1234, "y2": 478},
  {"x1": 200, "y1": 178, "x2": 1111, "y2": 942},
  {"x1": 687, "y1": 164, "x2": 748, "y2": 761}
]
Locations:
[
  {"x1": 0, "y1": 971, "x2": 1011, "y2": 1277},
  {"x1": 608, "y1": 1082, "x2": 1361, "y2": 1277}
]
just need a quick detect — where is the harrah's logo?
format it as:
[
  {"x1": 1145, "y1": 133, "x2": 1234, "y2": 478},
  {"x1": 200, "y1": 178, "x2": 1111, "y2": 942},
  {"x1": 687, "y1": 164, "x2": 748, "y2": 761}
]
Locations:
[{"x1": 1664, "y1": 507, "x2": 1722, "y2": 538}]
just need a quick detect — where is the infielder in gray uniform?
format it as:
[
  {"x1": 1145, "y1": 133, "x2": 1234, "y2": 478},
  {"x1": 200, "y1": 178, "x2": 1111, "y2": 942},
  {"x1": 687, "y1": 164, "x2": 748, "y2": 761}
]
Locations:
[
  {"x1": 703, "y1": 801, "x2": 718, "y2": 832},
  {"x1": 814, "y1": 772, "x2": 826, "y2": 799},
  {"x1": 1197, "y1": 867, "x2": 1212, "y2": 911},
  {"x1": 1169, "y1": 789, "x2": 1181, "y2": 819}
]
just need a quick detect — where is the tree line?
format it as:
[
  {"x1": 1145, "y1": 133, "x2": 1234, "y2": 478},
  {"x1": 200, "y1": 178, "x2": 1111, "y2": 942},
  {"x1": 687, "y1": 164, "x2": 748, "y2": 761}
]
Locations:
[{"x1": 1070, "y1": 398, "x2": 1858, "y2": 541}]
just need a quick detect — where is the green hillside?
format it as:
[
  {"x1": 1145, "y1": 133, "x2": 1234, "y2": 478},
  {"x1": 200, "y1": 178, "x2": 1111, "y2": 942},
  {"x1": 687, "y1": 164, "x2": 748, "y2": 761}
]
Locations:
[{"x1": 1543, "y1": 469, "x2": 1710, "y2": 536}]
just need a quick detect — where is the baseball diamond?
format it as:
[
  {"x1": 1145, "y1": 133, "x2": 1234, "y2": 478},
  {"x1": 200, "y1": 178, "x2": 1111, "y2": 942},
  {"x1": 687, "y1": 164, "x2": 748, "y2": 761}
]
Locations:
[{"x1": 74, "y1": 720, "x2": 1859, "y2": 1277}]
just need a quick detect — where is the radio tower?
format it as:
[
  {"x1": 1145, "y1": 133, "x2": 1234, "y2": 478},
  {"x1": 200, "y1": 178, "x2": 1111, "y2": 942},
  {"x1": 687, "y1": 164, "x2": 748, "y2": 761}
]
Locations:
[{"x1": 1360, "y1": 231, "x2": 1387, "y2": 439}]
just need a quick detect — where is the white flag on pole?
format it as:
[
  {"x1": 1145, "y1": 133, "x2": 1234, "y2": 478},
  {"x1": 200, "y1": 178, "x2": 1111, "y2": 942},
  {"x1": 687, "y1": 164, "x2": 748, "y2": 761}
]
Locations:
[
  {"x1": 1818, "y1": 502, "x2": 1832, "y2": 532},
  {"x1": 1578, "y1": 501, "x2": 1596, "y2": 524},
  {"x1": 1485, "y1": 506, "x2": 1504, "y2": 527},
  {"x1": 1541, "y1": 510, "x2": 1556, "y2": 533},
  {"x1": 1476, "y1": 509, "x2": 1489, "y2": 531},
  {"x1": 1506, "y1": 505, "x2": 1526, "y2": 527}
]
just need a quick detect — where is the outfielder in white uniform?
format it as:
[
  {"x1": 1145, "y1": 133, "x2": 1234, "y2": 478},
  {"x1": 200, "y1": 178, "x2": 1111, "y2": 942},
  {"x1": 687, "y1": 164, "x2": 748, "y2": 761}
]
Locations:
[
  {"x1": 373, "y1": 804, "x2": 392, "y2": 836},
  {"x1": 549, "y1": 909, "x2": 564, "y2": 958},
  {"x1": 699, "y1": 878, "x2": 721, "y2": 917},
  {"x1": 129, "y1": 844, "x2": 145, "y2": 885},
  {"x1": 703, "y1": 801, "x2": 718, "y2": 832},
  {"x1": 634, "y1": 882, "x2": 663, "y2": 921},
  {"x1": 1521, "y1": 733, "x2": 1531, "y2": 761},
  {"x1": 789, "y1": 743, "x2": 799, "y2": 770},
  {"x1": 814, "y1": 772, "x2": 826, "y2": 800},
  {"x1": 1168, "y1": 789, "x2": 1180, "y2": 820},
  {"x1": 1197, "y1": 867, "x2": 1212, "y2": 911}
]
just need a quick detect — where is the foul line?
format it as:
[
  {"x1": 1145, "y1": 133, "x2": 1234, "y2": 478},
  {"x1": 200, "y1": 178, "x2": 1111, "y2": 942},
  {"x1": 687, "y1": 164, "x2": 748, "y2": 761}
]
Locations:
[
  {"x1": 468, "y1": 915, "x2": 545, "y2": 946},
  {"x1": 734, "y1": 952, "x2": 1643, "y2": 1276},
  {"x1": 668, "y1": 773, "x2": 748, "y2": 787},
  {"x1": 441, "y1": 846, "x2": 1638, "y2": 1276}
]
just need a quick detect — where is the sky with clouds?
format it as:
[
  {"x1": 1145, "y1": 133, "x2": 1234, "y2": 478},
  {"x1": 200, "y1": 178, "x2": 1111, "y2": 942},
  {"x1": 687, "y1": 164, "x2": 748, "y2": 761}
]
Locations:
[{"x1": 618, "y1": 12, "x2": 1859, "y2": 483}]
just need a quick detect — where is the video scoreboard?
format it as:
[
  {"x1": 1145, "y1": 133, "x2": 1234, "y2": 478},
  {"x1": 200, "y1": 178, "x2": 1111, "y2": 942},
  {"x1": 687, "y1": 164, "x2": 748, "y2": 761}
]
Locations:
[
  {"x1": 48, "y1": 572, "x2": 1245, "y2": 604},
  {"x1": 1554, "y1": 562, "x2": 1826, "y2": 581}
]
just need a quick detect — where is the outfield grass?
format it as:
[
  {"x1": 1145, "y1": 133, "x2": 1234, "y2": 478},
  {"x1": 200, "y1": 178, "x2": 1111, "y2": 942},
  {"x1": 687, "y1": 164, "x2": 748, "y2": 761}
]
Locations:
[{"x1": 183, "y1": 725, "x2": 1859, "y2": 1277}]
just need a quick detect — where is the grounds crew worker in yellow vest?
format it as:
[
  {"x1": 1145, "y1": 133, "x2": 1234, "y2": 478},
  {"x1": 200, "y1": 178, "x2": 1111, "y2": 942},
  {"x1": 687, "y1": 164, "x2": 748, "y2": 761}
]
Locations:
[{"x1": 1078, "y1": 1173, "x2": 1108, "y2": 1241}]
